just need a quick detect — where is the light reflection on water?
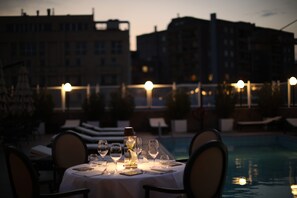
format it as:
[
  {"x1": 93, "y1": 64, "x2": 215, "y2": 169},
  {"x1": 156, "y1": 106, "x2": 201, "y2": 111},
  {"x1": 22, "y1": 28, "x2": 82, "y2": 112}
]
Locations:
[{"x1": 159, "y1": 136, "x2": 297, "y2": 198}]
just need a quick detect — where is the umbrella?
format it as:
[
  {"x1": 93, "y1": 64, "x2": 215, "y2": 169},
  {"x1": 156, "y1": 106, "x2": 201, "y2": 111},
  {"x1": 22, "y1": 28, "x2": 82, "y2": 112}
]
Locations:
[{"x1": 10, "y1": 66, "x2": 35, "y2": 116}]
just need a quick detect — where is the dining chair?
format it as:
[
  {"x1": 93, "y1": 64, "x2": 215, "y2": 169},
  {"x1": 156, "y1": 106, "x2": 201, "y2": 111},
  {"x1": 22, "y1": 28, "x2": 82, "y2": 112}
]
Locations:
[
  {"x1": 3, "y1": 145, "x2": 90, "y2": 198},
  {"x1": 52, "y1": 131, "x2": 88, "y2": 188},
  {"x1": 143, "y1": 140, "x2": 228, "y2": 198},
  {"x1": 188, "y1": 128, "x2": 222, "y2": 155}
]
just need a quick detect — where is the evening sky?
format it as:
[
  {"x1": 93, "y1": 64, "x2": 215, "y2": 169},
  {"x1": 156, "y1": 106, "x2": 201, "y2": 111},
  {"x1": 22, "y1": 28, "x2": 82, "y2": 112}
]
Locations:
[{"x1": 0, "y1": 0, "x2": 296, "y2": 56}]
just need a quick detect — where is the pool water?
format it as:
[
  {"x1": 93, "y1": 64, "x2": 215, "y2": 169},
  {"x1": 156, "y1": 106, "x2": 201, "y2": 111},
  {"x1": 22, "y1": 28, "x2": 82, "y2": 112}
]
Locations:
[{"x1": 159, "y1": 135, "x2": 297, "y2": 198}]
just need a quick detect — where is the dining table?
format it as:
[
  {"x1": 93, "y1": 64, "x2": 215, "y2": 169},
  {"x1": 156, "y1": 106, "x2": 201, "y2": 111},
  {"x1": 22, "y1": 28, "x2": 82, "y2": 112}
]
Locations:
[{"x1": 59, "y1": 159, "x2": 185, "y2": 198}]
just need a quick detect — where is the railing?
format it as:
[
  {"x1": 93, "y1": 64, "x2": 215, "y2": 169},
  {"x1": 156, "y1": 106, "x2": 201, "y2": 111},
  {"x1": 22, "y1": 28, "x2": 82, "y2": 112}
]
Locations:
[{"x1": 39, "y1": 80, "x2": 297, "y2": 111}]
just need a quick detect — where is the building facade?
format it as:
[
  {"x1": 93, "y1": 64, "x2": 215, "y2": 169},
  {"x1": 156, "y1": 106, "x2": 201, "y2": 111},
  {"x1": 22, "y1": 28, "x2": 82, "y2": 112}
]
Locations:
[
  {"x1": 0, "y1": 10, "x2": 131, "y2": 87},
  {"x1": 135, "y1": 27, "x2": 167, "y2": 83},
  {"x1": 136, "y1": 13, "x2": 295, "y2": 83}
]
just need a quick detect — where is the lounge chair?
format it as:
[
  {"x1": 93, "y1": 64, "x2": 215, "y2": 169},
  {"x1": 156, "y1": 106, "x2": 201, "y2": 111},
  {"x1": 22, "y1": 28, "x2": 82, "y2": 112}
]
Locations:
[
  {"x1": 74, "y1": 126, "x2": 124, "y2": 136},
  {"x1": 60, "y1": 119, "x2": 80, "y2": 130},
  {"x1": 86, "y1": 121, "x2": 100, "y2": 127},
  {"x1": 81, "y1": 122, "x2": 124, "y2": 132},
  {"x1": 149, "y1": 117, "x2": 168, "y2": 136},
  {"x1": 284, "y1": 118, "x2": 297, "y2": 132},
  {"x1": 30, "y1": 145, "x2": 52, "y2": 158},
  {"x1": 236, "y1": 116, "x2": 282, "y2": 131}
]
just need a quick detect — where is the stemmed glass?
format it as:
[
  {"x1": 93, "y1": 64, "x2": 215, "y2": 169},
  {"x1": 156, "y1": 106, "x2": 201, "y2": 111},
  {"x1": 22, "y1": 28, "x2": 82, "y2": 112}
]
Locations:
[
  {"x1": 88, "y1": 154, "x2": 98, "y2": 167},
  {"x1": 97, "y1": 139, "x2": 109, "y2": 162},
  {"x1": 135, "y1": 137, "x2": 143, "y2": 159},
  {"x1": 110, "y1": 143, "x2": 122, "y2": 173},
  {"x1": 148, "y1": 139, "x2": 159, "y2": 164}
]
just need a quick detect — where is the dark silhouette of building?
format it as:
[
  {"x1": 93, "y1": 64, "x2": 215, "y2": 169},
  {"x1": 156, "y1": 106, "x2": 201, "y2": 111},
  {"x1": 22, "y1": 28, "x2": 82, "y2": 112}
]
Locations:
[
  {"x1": 0, "y1": 9, "x2": 131, "y2": 87},
  {"x1": 136, "y1": 13, "x2": 295, "y2": 83},
  {"x1": 135, "y1": 27, "x2": 167, "y2": 83}
]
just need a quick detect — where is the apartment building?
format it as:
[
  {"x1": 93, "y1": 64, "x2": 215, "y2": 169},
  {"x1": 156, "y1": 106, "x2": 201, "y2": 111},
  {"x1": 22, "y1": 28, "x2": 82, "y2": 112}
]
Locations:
[
  {"x1": 136, "y1": 13, "x2": 295, "y2": 83},
  {"x1": 0, "y1": 9, "x2": 131, "y2": 87}
]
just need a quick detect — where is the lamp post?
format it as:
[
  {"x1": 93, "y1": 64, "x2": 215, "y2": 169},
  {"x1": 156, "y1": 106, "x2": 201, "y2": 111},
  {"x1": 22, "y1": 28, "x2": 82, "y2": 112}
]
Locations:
[
  {"x1": 63, "y1": 82, "x2": 72, "y2": 113},
  {"x1": 144, "y1": 81, "x2": 154, "y2": 108},
  {"x1": 237, "y1": 80, "x2": 245, "y2": 107},
  {"x1": 289, "y1": 77, "x2": 297, "y2": 107}
]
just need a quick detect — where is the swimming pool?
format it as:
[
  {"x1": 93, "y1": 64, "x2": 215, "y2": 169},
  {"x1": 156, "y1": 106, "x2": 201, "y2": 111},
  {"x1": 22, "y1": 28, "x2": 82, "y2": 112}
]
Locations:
[{"x1": 159, "y1": 134, "x2": 297, "y2": 198}]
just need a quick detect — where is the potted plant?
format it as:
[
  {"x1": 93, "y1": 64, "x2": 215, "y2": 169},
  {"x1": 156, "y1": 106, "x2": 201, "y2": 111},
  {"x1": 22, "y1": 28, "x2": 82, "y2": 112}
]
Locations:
[
  {"x1": 257, "y1": 82, "x2": 282, "y2": 118},
  {"x1": 215, "y1": 82, "x2": 237, "y2": 132},
  {"x1": 109, "y1": 91, "x2": 135, "y2": 127},
  {"x1": 33, "y1": 89, "x2": 54, "y2": 134},
  {"x1": 165, "y1": 89, "x2": 191, "y2": 133},
  {"x1": 82, "y1": 92, "x2": 105, "y2": 124}
]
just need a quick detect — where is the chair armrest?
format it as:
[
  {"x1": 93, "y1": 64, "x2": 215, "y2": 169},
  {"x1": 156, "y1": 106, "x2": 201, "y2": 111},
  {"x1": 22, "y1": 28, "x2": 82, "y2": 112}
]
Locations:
[
  {"x1": 40, "y1": 188, "x2": 90, "y2": 198},
  {"x1": 143, "y1": 185, "x2": 185, "y2": 198}
]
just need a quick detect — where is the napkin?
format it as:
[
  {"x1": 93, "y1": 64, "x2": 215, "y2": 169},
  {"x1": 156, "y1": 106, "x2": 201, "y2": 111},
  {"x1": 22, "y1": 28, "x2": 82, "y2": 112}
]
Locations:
[
  {"x1": 150, "y1": 166, "x2": 175, "y2": 173},
  {"x1": 161, "y1": 161, "x2": 183, "y2": 167},
  {"x1": 73, "y1": 166, "x2": 106, "y2": 177}
]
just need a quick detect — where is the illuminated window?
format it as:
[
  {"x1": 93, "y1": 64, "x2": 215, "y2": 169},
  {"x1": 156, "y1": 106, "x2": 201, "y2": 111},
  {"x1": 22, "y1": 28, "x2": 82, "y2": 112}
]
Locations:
[{"x1": 142, "y1": 65, "x2": 149, "y2": 73}]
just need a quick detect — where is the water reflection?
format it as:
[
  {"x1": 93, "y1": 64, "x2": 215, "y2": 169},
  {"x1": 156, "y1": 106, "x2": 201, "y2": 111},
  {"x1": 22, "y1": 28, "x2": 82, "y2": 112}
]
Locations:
[{"x1": 224, "y1": 146, "x2": 297, "y2": 198}]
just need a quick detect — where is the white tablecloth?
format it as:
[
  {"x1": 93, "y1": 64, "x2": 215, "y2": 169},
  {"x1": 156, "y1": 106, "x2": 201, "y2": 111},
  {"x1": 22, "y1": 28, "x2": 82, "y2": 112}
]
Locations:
[{"x1": 60, "y1": 161, "x2": 185, "y2": 198}]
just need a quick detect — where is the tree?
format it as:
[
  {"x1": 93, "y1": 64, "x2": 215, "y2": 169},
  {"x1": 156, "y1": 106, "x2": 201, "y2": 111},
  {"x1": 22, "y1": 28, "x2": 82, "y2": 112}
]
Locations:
[
  {"x1": 82, "y1": 93, "x2": 105, "y2": 121},
  {"x1": 215, "y1": 82, "x2": 237, "y2": 118},
  {"x1": 165, "y1": 89, "x2": 191, "y2": 120},
  {"x1": 257, "y1": 83, "x2": 282, "y2": 117}
]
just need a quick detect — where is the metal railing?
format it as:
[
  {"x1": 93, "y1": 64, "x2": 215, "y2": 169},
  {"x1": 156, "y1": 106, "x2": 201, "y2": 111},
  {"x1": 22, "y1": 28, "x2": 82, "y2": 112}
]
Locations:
[{"x1": 39, "y1": 80, "x2": 297, "y2": 111}]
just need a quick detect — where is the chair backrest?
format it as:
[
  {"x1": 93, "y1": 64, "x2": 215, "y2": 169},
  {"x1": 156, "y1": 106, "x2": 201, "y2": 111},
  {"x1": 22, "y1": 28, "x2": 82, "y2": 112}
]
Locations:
[
  {"x1": 184, "y1": 140, "x2": 228, "y2": 198},
  {"x1": 52, "y1": 131, "x2": 88, "y2": 170},
  {"x1": 4, "y1": 145, "x2": 40, "y2": 198},
  {"x1": 188, "y1": 129, "x2": 222, "y2": 156},
  {"x1": 149, "y1": 118, "x2": 168, "y2": 128}
]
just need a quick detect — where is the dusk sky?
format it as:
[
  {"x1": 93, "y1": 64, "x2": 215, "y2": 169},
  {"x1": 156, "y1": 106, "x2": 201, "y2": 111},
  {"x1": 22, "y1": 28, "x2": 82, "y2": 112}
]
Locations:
[{"x1": 0, "y1": 0, "x2": 296, "y2": 53}]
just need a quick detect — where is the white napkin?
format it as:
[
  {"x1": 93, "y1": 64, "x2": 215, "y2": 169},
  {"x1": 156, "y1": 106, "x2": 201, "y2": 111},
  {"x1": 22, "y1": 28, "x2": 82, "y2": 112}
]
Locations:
[
  {"x1": 150, "y1": 166, "x2": 175, "y2": 173},
  {"x1": 73, "y1": 166, "x2": 106, "y2": 177}
]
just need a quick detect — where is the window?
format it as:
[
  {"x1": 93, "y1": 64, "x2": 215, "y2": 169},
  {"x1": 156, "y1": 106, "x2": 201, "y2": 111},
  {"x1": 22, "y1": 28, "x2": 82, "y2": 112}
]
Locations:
[
  {"x1": 10, "y1": 43, "x2": 17, "y2": 56},
  {"x1": 39, "y1": 42, "x2": 45, "y2": 56},
  {"x1": 100, "y1": 58, "x2": 105, "y2": 66},
  {"x1": 75, "y1": 42, "x2": 86, "y2": 55},
  {"x1": 224, "y1": 50, "x2": 229, "y2": 57},
  {"x1": 65, "y1": 59, "x2": 70, "y2": 67},
  {"x1": 94, "y1": 41, "x2": 105, "y2": 55},
  {"x1": 20, "y1": 42, "x2": 36, "y2": 56},
  {"x1": 111, "y1": 57, "x2": 117, "y2": 65},
  {"x1": 65, "y1": 42, "x2": 70, "y2": 55},
  {"x1": 75, "y1": 58, "x2": 81, "y2": 67},
  {"x1": 40, "y1": 59, "x2": 45, "y2": 67},
  {"x1": 111, "y1": 41, "x2": 122, "y2": 54}
]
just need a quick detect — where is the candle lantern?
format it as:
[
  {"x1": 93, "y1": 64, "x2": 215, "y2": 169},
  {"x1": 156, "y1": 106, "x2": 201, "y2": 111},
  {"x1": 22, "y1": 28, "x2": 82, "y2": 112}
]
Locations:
[{"x1": 124, "y1": 127, "x2": 138, "y2": 169}]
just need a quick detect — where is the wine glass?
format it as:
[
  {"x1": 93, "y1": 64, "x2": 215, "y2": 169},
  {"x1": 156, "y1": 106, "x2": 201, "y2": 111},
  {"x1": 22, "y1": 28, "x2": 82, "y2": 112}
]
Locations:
[
  {"x1": 88, "y1": 154, "x2": 98, "y2": 167},
  {"x1": 110, "y1": 143, "x2": 122, "y2": 173},
  {"x1": 135, "y1": 137, "x2": 143, "y2": 159},
  {"x1": 148, "y1": 139, "x2": 159, "y2": 164},
  {"x1": 160, "y1": 154, "x2": 169, "y2": 168},
  {"x1": 98, "y1": 139, "x2": 109, "y2": 162}
]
